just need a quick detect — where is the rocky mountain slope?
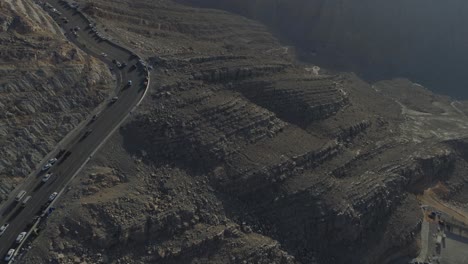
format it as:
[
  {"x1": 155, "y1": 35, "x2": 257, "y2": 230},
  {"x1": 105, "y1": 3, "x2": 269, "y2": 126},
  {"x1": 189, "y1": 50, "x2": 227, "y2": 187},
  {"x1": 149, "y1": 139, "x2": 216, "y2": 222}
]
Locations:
[
  {"x1": 0, "y1": 0, "x2": 112, "y2": 201},
  {"x1": 180, "y1": 0, "x2": 468, "y2": 99},
  {"x1": 19, "y1": 0, "x2": 468, "y2": 264}
]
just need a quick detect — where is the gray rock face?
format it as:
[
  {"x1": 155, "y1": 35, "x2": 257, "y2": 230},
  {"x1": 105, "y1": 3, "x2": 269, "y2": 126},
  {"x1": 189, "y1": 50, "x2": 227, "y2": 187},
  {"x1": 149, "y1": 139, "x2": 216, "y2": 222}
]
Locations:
[
  {"x1": 19, "y1": 1, "x2": 468, "y2": 264},
  {"x1": 0, "y1": 2, "x2": 112, "y2": 201}
]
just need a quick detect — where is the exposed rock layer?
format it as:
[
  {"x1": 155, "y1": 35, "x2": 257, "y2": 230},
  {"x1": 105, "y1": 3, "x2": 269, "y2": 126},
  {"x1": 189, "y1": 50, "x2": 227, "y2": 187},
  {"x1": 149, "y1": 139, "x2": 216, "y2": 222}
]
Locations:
[
  {"x1": 180, "y1": 0, "x2": 468, "y2": 99},
  {"x1": 20, "y1": 0, "x2": 468, "y2": 264}
]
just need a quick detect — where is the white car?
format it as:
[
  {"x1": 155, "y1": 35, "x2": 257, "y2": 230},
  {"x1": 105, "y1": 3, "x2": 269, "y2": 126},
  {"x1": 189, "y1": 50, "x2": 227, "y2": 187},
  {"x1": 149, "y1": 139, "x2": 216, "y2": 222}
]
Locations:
[
  {"x1": 48, "y1": 158, "x2": 57, "y2": 165},
  {"x1": 0, "y1": 224, "x2": 9, "y2": 236},
  {"x1": 15, "y1": 232, "x2": 26, "y2": 244},
  {"x1": 41, "y1": 163, "x2": 52, "y2": 171},
  {"x1": 49, "y1": 192, "x2": 58, "y2": 202},
  {"x1": 4, "y1": 249, "x2": 14, "y2": 261},
  {"x1": 42, "y1": 173, "x2": 53, "y2": 183}
]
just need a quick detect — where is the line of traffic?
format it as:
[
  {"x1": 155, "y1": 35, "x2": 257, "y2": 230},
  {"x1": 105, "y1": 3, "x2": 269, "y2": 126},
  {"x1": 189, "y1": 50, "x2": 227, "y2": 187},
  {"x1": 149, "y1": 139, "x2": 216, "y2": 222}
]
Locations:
[{"x1": 0, "y1": 0, "x2": 150, "y2": 262}]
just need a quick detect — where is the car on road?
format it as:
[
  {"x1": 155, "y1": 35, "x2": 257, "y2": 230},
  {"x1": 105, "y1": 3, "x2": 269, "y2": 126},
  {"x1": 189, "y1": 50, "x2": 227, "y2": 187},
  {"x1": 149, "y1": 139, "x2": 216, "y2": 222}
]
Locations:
[
  {"x1": 83, "y1": 130, "x2": 92, "y2": 138},
  {"x1": 110, "y1": 96, "x2": 118, "y2": 104},
  {"x1": 49, "y1": 192, "x2": 58, "y2": 202},
  {"x1": 15, "y1": 190, "x2": 27, "y2": 202},
  {"x1": 41, "y1": 163, "x2": 52, "y2": 171},
  {"x1": 0, "y1": 224, "x2": 9, "y2": 236},
  {"x1": 127, "y1": 80, "x2": 132, "y2": 86},
  {"x1": 91, "y1": 114, "x2": 98, "y2": 122},
  {"x1": 48, "y1": 158, "x2": 58, "y2": 165},
  {"x1": 120, "y1": 62, "x2": 127, "y2": 68},
  {"x1": 4, "y1": 249, "x2": 14, "y2": 261},
  {"x1": 42, "y1": 173, "x2": 53, "y2": 183},
  {"x1": 15, "y1": 232, "x2": 26, "y2": 244},
  {"x1": 56, "y1": 149, "x2": 66, "y2": 158},
  {"x1": 26, "y1": 216, "x2": 41, "y2": 229},
  {"x1": 60, "y1": 150, "x2": 72, "y2": 163}
]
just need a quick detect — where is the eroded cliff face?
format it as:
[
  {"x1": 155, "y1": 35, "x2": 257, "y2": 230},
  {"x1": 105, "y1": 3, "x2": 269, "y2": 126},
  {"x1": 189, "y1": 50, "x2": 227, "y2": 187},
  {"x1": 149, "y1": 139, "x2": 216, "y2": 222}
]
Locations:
[
  {"x1": 20, "y1": 0, "x2": 468, "y2": 264},
  {"x1": 0, "y1": 0, "x2": 112, "y2": 200},
  {"x1": 180, "y1": 0, "x2": 468, "y2": 99}
]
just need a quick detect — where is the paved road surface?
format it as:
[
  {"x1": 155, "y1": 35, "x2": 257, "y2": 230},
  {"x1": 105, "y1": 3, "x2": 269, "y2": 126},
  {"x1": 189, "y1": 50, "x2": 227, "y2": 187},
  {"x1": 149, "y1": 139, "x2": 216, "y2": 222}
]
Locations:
[{"x1": 0, "y1": 0, "x2": 148, "y2": 261}]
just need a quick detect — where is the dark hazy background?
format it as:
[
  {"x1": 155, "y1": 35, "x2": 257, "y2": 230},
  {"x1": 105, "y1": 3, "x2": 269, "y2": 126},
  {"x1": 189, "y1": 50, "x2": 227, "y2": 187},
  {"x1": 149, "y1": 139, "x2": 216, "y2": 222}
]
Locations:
[{"x1": 181, "y1": 0, "x2": 468, "y2": 99}]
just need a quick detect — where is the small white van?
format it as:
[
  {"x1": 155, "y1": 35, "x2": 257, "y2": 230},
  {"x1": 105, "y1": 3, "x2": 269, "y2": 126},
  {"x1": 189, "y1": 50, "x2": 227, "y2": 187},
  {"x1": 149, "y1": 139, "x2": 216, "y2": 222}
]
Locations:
[{"x1": 15, "y1": 190, "x2": 27, "y2": 202}]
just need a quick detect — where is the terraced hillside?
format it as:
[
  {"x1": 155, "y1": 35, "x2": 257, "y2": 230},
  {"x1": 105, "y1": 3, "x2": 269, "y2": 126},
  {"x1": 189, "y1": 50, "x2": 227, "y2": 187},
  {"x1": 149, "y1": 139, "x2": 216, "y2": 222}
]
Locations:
[
  {"x1": 181, "y1": 0, "x2": 468, "y2": 99},
  {"x1": 0, "y1": 0, "x2": 112, "y2": 201},
  {"x1": 20, "y1": 0, "x2": 468, "y2": 264}
]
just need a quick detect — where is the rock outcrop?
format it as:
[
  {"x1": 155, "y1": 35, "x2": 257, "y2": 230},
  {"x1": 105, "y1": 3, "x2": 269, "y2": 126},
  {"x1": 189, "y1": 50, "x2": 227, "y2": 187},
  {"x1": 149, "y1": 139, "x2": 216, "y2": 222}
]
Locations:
[{"x1": 19, "y1": 0, "x2": 468, "y2": 264}]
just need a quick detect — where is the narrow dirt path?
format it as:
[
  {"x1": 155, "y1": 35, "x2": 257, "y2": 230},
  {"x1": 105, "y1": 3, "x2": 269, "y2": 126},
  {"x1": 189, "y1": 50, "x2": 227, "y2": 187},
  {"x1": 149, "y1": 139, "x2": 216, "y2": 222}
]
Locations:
[{"x1": 418, "y1": 184, "x2": 468, "y2": 225}]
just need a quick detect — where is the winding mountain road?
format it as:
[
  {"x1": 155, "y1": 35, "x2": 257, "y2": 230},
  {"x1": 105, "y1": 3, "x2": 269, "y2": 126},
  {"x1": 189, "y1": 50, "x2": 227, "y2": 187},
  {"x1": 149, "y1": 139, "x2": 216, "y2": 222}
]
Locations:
[{"x1": 0, "y1": 0, "x2": 149, "y2": 261}]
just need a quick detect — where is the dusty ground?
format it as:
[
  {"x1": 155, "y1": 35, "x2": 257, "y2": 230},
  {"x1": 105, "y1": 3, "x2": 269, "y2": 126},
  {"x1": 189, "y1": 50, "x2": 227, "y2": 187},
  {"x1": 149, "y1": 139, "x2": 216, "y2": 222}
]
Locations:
[{"x1": 15, "y1": 0, "x2": 468, "y2": 264}]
